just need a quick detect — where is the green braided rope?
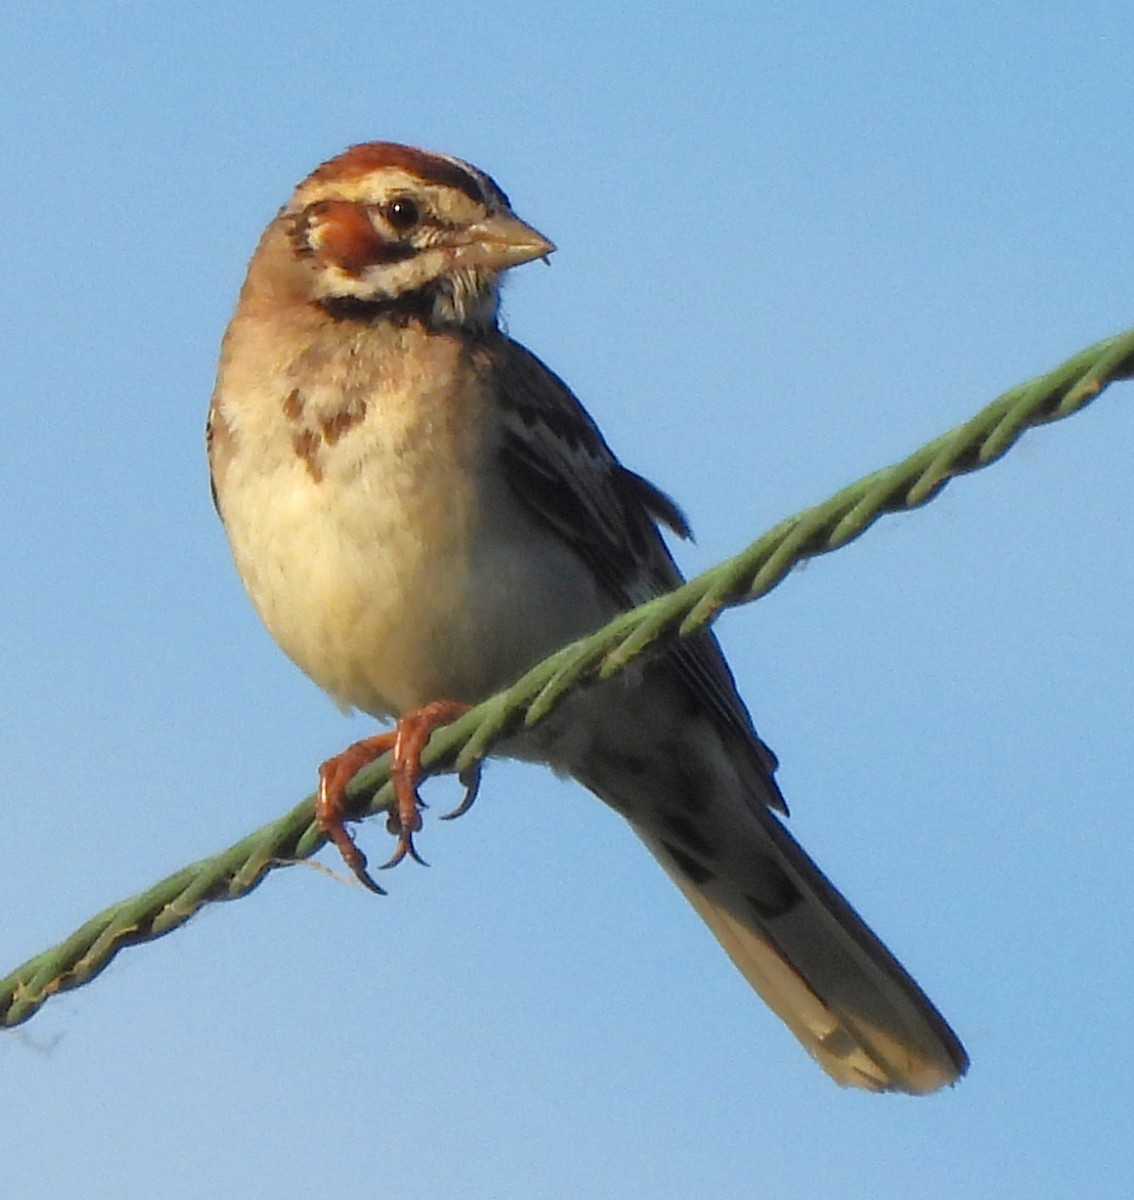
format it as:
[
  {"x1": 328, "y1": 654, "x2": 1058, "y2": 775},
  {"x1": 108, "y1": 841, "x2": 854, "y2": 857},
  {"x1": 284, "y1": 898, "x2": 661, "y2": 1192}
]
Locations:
[{"x1": 4, "y1": 325, "x2": 1132, "y2": 1027}]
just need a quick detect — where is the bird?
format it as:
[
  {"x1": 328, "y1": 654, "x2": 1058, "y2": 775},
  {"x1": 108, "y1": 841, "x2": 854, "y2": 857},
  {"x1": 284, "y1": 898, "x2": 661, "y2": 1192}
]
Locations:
[{"x1": 206, "y1": 140, "x2": 968, "y2": 1094}]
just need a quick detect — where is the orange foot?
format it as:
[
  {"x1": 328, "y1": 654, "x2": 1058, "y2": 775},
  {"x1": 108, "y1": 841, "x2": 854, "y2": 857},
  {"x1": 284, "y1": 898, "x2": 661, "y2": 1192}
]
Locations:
[{"x1": 315, "y1": 700, "x2": 481, "y2": 892}]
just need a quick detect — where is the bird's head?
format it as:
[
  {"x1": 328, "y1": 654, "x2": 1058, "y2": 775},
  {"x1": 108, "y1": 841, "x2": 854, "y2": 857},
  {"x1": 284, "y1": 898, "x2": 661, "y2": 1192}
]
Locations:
[{"x1": 275, "y1": 141, "x2": 554, "y2": 329}]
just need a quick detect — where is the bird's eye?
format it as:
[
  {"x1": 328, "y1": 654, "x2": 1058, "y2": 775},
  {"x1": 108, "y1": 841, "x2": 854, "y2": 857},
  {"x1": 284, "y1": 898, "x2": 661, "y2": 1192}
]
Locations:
[{"x1": 382, "y1": 197, "x2": 420, "y2": 233}]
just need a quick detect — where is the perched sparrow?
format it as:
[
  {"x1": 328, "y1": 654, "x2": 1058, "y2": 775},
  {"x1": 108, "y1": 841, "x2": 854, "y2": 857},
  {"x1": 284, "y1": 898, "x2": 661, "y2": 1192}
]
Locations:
[{"x1": 207, "y1": 141, "x2": 967, "y2": 1093}]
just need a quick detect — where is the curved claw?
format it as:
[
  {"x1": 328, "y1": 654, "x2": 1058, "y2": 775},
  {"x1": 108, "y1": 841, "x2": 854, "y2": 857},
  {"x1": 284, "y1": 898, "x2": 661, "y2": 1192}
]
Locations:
[
  {"x1": 440, "y1": 762, "x2": 483, "y2": 821},
  {"x1": 380, "y1": 809, "x2": 430, "y2": 869},
  {"x1": 378, "y1": 830, "x2": 429, "y2": 871},
  {"x1": 323, "y1": 818, "x2": 387, "y2": 893},
  {"x1": 339, "y1": 839, "x2": 387, "y2": 894}
]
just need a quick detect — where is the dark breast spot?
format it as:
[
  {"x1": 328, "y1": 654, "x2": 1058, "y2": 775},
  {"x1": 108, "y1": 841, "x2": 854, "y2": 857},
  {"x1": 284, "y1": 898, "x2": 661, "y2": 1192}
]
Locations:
[
  {"x1": 293, "y1": 429, "x2": 323, "y2": 482},
  {"x1": 285, "y1": 389, "x2": 367, "y2": 481},
  {"x1": 282, "y1": 388, "x2": 304, "y2": 421},
  {"x1": 321, "y1": 400, "x2": 367, "y2": 444}
]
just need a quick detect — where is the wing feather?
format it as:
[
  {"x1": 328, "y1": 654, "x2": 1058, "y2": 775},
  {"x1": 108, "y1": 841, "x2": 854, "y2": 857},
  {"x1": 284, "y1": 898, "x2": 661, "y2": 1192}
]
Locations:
[{"x1": 489, "y1": 337, "x2": 784, "y2": 809}]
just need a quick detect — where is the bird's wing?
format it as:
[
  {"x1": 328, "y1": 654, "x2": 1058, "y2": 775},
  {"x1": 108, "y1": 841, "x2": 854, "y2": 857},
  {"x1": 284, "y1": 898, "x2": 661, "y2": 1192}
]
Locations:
[{"x1": 491, "y1": 336, "x2": 784, "y2": 806}]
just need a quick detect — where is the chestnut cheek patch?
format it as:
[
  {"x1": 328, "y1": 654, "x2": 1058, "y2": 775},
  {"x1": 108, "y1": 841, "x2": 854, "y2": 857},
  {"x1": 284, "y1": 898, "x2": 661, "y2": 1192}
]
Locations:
[{"x1": 303, "y1": 200, "x2": 413, "y2": 275}]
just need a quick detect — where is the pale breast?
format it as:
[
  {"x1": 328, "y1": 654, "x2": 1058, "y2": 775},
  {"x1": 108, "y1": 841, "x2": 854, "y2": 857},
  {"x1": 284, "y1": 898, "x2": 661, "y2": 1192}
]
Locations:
[{"x1": 211, "y1": 321, "x2": 613, "y2": 718}]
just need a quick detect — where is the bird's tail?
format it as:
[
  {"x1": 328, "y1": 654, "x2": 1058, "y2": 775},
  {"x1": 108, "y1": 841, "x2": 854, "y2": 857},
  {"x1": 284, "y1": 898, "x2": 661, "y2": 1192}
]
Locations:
[
  {"x1": 628, "y1": 794, "x2": 967, "y2": 1092},
  {"x1": 535, "y1": 658, "x2": 967, "y2": 1093}
]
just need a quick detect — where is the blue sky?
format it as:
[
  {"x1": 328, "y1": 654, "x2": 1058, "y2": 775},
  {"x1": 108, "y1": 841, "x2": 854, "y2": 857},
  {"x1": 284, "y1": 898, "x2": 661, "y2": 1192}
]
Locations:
[{"x1": 2, "y1": 4, "x2": 1133, "y2": 1197}]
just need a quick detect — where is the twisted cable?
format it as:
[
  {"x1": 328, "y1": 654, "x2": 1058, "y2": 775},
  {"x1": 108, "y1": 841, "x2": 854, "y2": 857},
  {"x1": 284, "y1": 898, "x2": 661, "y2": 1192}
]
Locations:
[{"x1": 4, "y1": 326, "x2": 1132, "y2": 1027}]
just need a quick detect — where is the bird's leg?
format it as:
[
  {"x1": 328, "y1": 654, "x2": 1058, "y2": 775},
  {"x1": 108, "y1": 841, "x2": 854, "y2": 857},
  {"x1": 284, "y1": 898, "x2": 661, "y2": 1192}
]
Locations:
[
  {"x1": 315, "y1": 699, "x2": 480, "y2": 890},
  {"x1": 382, "y1": 700, "x2": 479, "y2": 868},
  {"x1": 317, "y1": 731, "x2": 396, "y2": 892}
]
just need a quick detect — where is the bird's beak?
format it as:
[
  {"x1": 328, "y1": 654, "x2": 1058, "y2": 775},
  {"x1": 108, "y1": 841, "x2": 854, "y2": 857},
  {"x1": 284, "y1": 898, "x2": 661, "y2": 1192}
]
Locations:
[{"x1": 452, "y1": 211, "x2": 556, "y2": 272}]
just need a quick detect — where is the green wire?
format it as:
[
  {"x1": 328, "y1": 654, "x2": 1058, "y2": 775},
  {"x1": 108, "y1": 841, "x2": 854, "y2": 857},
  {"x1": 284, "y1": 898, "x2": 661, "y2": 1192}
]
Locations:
[{"x1": 3, "y1": 326, "x2": 1132, "y2": 1028}]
